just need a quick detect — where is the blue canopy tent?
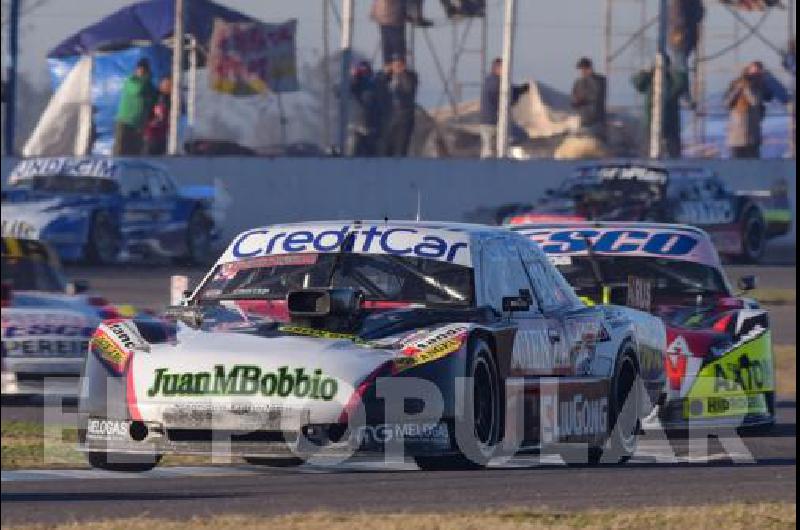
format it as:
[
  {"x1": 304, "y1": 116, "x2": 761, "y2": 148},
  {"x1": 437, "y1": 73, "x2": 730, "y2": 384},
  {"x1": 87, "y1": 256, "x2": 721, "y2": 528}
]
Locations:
[
  {"x1": 42, "y1": 0, "x2": 260, "y2": 155},
  {"x1": 49, "y1": 0, "x2": 255, "y2": 58}
]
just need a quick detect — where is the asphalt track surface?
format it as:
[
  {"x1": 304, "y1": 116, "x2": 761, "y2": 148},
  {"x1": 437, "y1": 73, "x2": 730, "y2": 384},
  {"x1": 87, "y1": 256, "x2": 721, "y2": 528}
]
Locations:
[
  {"x1": 1, "y1": 401, "x2": 795, "y2": 526},
  {"x1": 1, "y1": 257, "x2": 795, "y2": 525}
]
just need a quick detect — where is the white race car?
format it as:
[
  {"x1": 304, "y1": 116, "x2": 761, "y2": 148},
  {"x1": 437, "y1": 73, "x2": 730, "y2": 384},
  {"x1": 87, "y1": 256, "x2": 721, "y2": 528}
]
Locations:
[
  {"x1": 79, "y1": 221, "x2": 666, "y2": 471},
  {"x1": 2, "y1": 237, "x2": 117, "y2": 396}
]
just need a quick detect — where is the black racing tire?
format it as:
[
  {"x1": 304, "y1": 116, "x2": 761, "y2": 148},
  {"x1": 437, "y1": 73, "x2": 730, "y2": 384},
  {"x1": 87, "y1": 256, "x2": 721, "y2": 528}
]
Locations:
[
  {"x1": 414, "y1": 338, "x2": 501, "y2": 471},
  {"x1": 739, "y1": 207, "x2": 766, "y2": 264},
  {"x1": 591, "y1": 347, "x2": 640, "y2": 465},
  {"x1": 183, "y1": 209, "x2": 212, "y2": 265},
  {"x1": 737, "y1": 391, "x2": 777, "y2": 436},
  {"x1": 242, "y1": 456, "x2": 305, "y2": 467},
  {"x1": 87, "y1": 451, "x2": 161, "y2": 472},
  {"x1": 85, "y1": 211, "x2": 120, "y2": 265}
]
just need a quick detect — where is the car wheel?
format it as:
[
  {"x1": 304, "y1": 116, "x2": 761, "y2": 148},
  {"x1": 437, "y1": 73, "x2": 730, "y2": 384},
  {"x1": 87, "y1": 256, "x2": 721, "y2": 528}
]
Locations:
[
  {"x1": 737, "y1": 391, "x2": 777, "y2": 436},
  {"x1": 740, "y1": 208, "x2": 766, "y2": 263},
  {"x1": 86, "y1": 211, "x2": 120, "y2": 265},
  {"x1": 184, "y1": 209, "x2": 212, "y2": 265},
  {"x1": 243, "y1": 456, "x2": 305, "y2": 467},
  {"x1": 414, "y1": 338, "x2": 501, "y2": 471},
  {"x1": 87, "y1": 451, "x2": 161, "y2": 472},
  {"x1": 592, "y1": 348, "x2": 640, "y2": 464}
]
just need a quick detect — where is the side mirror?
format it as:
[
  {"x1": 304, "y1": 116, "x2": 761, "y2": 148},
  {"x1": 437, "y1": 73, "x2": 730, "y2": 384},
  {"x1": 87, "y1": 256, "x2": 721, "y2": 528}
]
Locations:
[
  {"x1": 737, "y1": 275, "x2": 757, "y2": 292},
  {"x1": 69, "y1": 279, "x2": 90, "y2": 294},
  {"x1": 502, "y1": 289, "x2": 532, "y2": 313}
]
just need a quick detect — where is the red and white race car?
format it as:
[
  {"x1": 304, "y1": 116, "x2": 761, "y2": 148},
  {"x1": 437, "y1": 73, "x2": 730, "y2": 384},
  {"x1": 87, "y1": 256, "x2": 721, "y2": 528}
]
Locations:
[{"x1": 511, "y1": 222, "x2": 776, "y2": 431}]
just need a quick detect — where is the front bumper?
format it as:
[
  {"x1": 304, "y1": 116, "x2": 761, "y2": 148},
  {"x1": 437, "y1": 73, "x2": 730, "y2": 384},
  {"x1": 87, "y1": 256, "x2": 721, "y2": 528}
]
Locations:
[
  {"x1": 1, "y1": 358, "x2": 83, "y2": 396},
  {"x1": 79, "y1": 416, "x2": 454, "y2": 458},
  {"x1": 650, "y1": 395, "x2": 775, "y2": 431}
]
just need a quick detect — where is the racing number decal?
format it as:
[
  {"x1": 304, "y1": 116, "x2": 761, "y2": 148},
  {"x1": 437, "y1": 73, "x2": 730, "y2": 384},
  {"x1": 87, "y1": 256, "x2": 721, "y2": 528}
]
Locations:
[{"x1": 675, "y1": 200, "x2": 734, "y2": 225}]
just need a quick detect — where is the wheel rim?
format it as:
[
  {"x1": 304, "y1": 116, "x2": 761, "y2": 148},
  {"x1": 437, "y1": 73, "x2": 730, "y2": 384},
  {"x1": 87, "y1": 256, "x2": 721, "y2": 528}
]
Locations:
[
  {"x1": 473, "y1": 356, "x2": 496, "y2": 446},
  {"x1": 744, "y1": 217, "x2": 764, "y2": 257}
]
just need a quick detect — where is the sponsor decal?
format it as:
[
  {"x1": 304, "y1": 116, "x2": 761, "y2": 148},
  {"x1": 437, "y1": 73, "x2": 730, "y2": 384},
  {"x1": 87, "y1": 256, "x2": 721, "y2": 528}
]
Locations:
[
  {"x1": 3, "y1": 339, "x2": 88, "y2": 357},
  {"x1": 558, "y1": 394, "x2": 608, "y2": 437},
  {"x1": 226, "y1": 225, "x2": 471, "y2": 266},
  {"x1": 146, "y1": 365, "x2": 339, "y2": 401},
  {"x1": 1, "y1": 312, "x2": 95, "y2": 339},
  {"x1": 683, "y1": 393, "x2": 768, "y2": 419},
  {"x1": 0, "y1": 219, "x2": 37, "y2": 238},
  {"x1": 278, "y1": 325, "x2": 362, "y2": 342},
  {"x1": 90, "y1": 331, "x2": 131, "y2": 373},
  {"x1": 356, "y1": 422, "x2": 450, "y2": 447},
  {"x1": 674, "y1": 200, "x2": 735, "y2": 226},
  {"x1": 89, "y1": 320, "x2": 148, "y2": 374},
  {"x1": 626, "y1": 276, "x2": 653, "y2": 312},
  {"x1": 86, "y1": 418, "x2": 131, "y2": 440},
  {"x1": 564, "y1": 318, "x2": 603, "y2": 376},
  {"x1": 548, "y1": 254, "x2": 573, "y2": 266},
  {"x1": 2, "y1": 311, "x2": 94, "y2": 358},
  {"x1": 688, "y1": 326, "x2": 774, "y2": 401},
  {"x1": 10, "y1": 158, "x2": 118, "y2": 181},
  {"x1": 161, "y1": 403, "x2": 308, "y2": 431},
  {"x1": 595, "y1": 165, "x2": 667, "y2": 183},
  {"x1": 219, "y1": 253, "x2": 319, "y2": 278},
  {"x1": 511, "y1": 328, "x2": 570, "y2": 373},
  {"x1": 526, "y1": 229, "x2": 699, "y2": 257},
  {"x1": 395, "y1": 324, "x2": 468, "y2": 371}
]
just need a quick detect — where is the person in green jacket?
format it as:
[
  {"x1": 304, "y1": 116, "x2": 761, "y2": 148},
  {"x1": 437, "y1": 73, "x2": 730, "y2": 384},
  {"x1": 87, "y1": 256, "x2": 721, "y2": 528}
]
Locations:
[
  {"x1": 632, "y1": 56, "x2": 689, "y2": 158},
  {"x1": 114, "y1": 58, "x2": 157, "y2": 155}
]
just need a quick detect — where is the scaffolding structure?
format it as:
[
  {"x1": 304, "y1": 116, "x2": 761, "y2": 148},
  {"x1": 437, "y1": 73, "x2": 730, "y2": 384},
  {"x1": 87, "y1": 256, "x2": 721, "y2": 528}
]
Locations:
[
  {"x1": 320, "y1": 1, "x2": 490, "y2": 151},
  {"x1": 603, "y1": 0, "x2": 796, "y2": 156}
]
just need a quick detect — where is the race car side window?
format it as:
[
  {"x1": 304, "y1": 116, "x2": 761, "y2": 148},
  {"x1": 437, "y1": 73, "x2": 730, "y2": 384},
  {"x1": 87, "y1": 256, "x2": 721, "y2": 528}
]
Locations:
[
  {"x1": 119, "y1": 166, "x2": 151, "y2": 198},
  {"x1": 516, "y1": 241, "x2": 577, "y2": 313},
  {"x1": 147, "y1": 168, "x2": 176, "y2": 197},
  {"x1": 480, "y1": 237, "x2": 540, "y2": 314}
]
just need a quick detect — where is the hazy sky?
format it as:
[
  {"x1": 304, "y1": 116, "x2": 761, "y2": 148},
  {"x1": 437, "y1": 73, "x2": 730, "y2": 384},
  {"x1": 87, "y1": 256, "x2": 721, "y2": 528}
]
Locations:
[{"x1": 1, "y1": 0, "x2": 795, "y2": 108}]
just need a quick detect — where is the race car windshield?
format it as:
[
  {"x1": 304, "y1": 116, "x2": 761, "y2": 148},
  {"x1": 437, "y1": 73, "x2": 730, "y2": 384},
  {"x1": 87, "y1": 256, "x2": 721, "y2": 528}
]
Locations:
[
  {"x1": 12, "y1": 175, "x2": 118, "y2": 194},
  {"x1": 553, "y1": 256, "x2": 730, "y2": 305},
  {"x1": 1, "y1": 256, "x2": 67, "y2": 292},
  {"x1": 198, "y1": 253, "x2": 475, "y2": 307}
]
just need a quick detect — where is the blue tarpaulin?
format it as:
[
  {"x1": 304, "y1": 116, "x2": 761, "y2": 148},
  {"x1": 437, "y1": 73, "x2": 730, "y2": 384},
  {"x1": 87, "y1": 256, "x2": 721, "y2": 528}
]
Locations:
[
  {"x1": 48, "y1": 0, "x2": 258, "y2": 58},
  {"x1": 45, "y1": 0, "x2": 260, "y2": 154}
]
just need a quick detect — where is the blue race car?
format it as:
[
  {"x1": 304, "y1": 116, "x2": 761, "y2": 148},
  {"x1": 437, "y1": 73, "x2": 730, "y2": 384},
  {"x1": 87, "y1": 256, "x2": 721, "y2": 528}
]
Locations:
[{"x1": 1, "y1": 157, "x2": 219, "y2": 264}]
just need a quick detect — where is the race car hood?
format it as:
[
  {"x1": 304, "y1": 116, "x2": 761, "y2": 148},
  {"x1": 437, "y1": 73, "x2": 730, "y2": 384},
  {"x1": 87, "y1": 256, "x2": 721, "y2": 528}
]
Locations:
[
  {"x1": 107, "y1": 318, "x2": 471, "y2": 426},
  {"x1": 1, "y1": 196, "x2": 95, "y2": 238}
]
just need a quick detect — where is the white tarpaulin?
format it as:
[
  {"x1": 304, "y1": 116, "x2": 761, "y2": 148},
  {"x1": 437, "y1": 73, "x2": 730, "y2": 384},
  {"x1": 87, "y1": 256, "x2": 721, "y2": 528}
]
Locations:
[
  {"x1": 23, "y1": 56, "x2": 93, "y2": 157},
  {"x1": 186, "y1": 68, "x2": 321, "y2": 152},
  {"x1": 512, "y1": 79, "x2": 580, "y2": 139}
]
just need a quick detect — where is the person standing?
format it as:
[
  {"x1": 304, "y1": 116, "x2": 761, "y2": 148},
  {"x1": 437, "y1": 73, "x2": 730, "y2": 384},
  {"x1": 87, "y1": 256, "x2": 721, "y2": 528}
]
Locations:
[
  {"x1": 724, "y1": 61, "x2": 783, "y2": 158},
  {"x1": 142, "y1": 76, "x2": 171, "y2": 156},
  {"x1": 571, "y1": 57, "x2": 607, "y2": 141},
  {"x1": 371, "y1": 1, "x2": 432, "y2": 67},
  {"x1": 371, "y1": 0, "x2": 408, "y2": 66},
  {"x1": 479, "y1": 58, "x2": 530, "y2": 158},
  {"x1": 114, "y1": 58, "x2": 156, "y2": 156},
  {"x1": 347, "y1": 62, "x2": 380, "y2": 156},
  {"x1": 631, "y1": 57, "x2": 689, "y2": 158},
  {"x1": 381, "y1": 55, "x2": 418, "y2": 157}
]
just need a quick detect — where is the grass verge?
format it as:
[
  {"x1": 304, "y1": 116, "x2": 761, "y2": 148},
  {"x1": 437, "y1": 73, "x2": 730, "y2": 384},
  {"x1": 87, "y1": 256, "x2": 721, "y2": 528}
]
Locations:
[
  {"x1": 0, "y1": 420, "x2": 218, "y2": 470},
  {"x1": 775, "y1": 345, "x2": 796, "y2": 398},
  {"x1": 749, "y1": 288, "x2": 797, "y2": 306},
  {"x1": 4, "y1": 502, "x2": 796, "y2": 530}
]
